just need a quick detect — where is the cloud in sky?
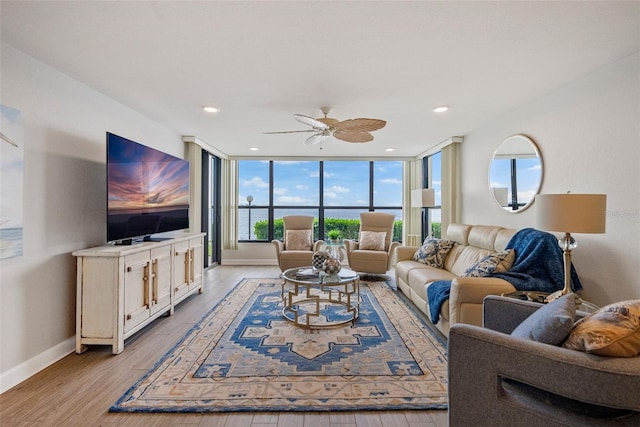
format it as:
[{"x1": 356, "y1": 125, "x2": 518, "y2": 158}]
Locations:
[{"x1": 242, "y1": 176, "x2": 269, "y2": 188}]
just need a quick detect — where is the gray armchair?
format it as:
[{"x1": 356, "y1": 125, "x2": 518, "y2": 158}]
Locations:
[{"x1": 448, "y1": 296, "x2": 640, "y2": 426}]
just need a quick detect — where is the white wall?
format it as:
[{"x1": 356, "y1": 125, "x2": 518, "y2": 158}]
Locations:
[
  {"x1": 0, "y1": 43, "x2": 185, "y2": 392},
  {"x1": 460, "y1": 53, "x2": 640, "y2": 305}
]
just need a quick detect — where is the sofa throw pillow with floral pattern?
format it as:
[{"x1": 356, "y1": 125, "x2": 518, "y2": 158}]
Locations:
[
  {"x1": 285, "y1": 230, "x2": 312, "y2": 250},
  {"x1": 461, "y1": 249, "x2": 515, "y2": 277},
  {"x1": 412, "y1": 238, "x2": 455, "y2": 268}
]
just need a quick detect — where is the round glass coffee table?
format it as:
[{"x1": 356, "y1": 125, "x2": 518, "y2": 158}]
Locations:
[{"x1": 281, "y1": 266, "x2": 360, "y2": 328}]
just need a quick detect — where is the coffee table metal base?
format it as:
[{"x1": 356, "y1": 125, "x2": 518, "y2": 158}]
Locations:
[{"x1": 281, "y1": 277, "x2": 359, "y2": 329}]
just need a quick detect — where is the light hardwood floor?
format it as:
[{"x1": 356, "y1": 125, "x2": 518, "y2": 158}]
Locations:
[{"x1": 0, "y1": 265, "x2": 449, "y2": 427}]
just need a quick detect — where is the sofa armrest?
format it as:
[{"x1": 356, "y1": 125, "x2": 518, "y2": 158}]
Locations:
[
  {"x1": 394, "y1": 245, "x2": 420, "y2": 263},
  {"x1": 448, "y1": 277, "x2": 516, "y2": 326},
  {"x1": 448, "y1": 323, "x2": 640, "y2": 421}
]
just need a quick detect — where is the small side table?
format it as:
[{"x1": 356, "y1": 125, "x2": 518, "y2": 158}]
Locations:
[
  {"x1": 318, "y1": 240, "x2": 347, "y2": 262},
  {"x1": 501, "y1": 291, "x2": 599, "y2": 313}
]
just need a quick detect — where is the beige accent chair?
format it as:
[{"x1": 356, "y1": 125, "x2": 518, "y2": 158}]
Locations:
[
  {"x1": 344, "y1": 212, "x2": 399, "y2": 274},
  {"x1": 272, "y1": 215, "x2": 323, "y2": 271}
]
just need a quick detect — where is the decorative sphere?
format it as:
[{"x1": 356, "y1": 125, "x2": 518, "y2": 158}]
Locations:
[
  {"x1": 323, "y1": 257, "x2": 342, "y2": 275},
  {"x1": 312, "y1": 251, "x2": 330, "y2": 270}
]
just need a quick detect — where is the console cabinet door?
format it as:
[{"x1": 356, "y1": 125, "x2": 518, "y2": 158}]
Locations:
[
  {"x1": 188, "y1": 237, "x2": 203, "y2": 290},
  {"x1": 173, "y1": 240, "x2": 190, "y2": 301},
  {"x1": 123, "y1": 251, "x2": 151, "y2": 334},
  {"x1": 150, "y1": 246, "x2": 172, "y2": 315}
]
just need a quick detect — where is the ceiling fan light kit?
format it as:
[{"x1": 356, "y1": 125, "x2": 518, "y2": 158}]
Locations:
[{"x1": 264, "y1": 107, "x2": 386, "y2": 146}]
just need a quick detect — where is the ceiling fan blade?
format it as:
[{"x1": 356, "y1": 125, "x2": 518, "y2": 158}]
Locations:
[
  {"x1": 263, "y1": 129, "x2": 318, "y2": 134},
  {"x1": 333, "y1": 130, "x2": 374, "y2": 143},
  {"x1": 304, "y1": 133, "x2": 330, "y2": 145},
  {"x1": 333, "y1": 118, "x2": 386, "y2": 133},
  {"x1": 294, "y1": 114, "x2": 329, "y2": 130}
]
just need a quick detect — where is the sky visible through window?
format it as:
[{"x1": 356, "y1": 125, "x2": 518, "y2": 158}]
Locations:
[
  {"x1": 239, "y1": 160, "x2": 403, "y2": 209},
  {"x1": 489, "y1": 158, "x2": 542, "y2": 207},
  {"x1": 238, "y1": 160, "x2": 404, "y2": 239}
]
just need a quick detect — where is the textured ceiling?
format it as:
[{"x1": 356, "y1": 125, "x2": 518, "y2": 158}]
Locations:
[{"x1": 2, "y1": 1, "x2": 638, "y2": 158}]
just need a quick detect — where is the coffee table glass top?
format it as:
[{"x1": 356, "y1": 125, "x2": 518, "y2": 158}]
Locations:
[{"x1": 282, "y1": 266, "x2": 358, "y2": 285}]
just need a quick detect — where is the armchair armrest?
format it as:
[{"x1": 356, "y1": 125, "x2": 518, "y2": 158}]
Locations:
[
  {"x1": 483, "y1": 295, "x2": 590, "y2": 334},
  {"x1": 387, "y1": 241, "x2": 400, "y2": 266},
  {"x1": 343, "y1": 239, "x2": 358, "y2": 253},
  {"x1": 271, "y1": 240, "x2": 284, "y2": 256}
]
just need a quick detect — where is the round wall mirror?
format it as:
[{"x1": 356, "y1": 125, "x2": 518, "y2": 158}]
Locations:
[{"x1": 489, "y1": 134, "x2": 543, "y2": 213}]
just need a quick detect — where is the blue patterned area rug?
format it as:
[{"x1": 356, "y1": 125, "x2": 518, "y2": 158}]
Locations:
[{"x1": 110, "y1": 278, "x2": 448, "y2": 413}]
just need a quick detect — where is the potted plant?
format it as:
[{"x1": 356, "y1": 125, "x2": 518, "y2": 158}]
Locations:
[{"x1": 327, "y1": 229, "x2": 342, "y2": 243}]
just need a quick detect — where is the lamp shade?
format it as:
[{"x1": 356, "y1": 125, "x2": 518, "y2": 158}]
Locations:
[
  {"x1": 536, "y1": 194, "x2": 607, "y2": 234},
  {"x1": 411, "y1": 188, "x2": 435, "y2": 208}
]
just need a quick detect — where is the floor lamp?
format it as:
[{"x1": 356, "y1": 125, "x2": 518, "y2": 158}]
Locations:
[
  {"x1": 411, "y1": 188, "x2": 436, "y2": 242},
  {"x1": 535, "y1": 193, "x2": 607, "y2": 302}
]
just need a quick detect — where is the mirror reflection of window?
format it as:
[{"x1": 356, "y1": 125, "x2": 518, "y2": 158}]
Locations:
[{"x1": 489, "y1": 135, "x2": 543, "y2": 213}]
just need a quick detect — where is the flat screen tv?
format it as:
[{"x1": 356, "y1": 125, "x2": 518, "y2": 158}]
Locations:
[{"x1": 107, "y1": 132, "x2": 190, "y2": 244}]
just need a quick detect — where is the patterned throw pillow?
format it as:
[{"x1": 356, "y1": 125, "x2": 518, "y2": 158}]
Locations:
[
  {"x1": 563, "y1": 299, "x2": 640, "y2": 357},
  {"x1": 511, "y1": 293, "x2": 577, "y2": 345},
  {"x1": 412, "y1": 238, "x2": 455, "y2": 268},
  {"x1": 461, "y1": 249, "x2": 514, "y2": 277},
  {"x1": 359, "y1": 231, "x2": 386, "y2": 251},
  {"x1": 285, "y1": 230, "x2": 312, "y2": 250}
]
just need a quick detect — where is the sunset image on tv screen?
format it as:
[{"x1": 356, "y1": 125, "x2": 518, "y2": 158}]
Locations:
[{"x1": 108, "y1": 137, "x2": 189, "y2": 214}]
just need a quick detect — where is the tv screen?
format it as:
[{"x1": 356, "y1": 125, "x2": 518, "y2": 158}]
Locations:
[{"x1": 107, "y1": 132, "x2": 190, "y2": 243}]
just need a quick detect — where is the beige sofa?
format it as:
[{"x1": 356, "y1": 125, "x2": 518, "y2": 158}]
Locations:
[{"x1": 394, "y1": 223, "x2": 519, "y2": 337}]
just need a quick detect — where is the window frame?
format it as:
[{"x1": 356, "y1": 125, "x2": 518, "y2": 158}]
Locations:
[{"x1": 238, "y1": 160, "x2": 403, "y2": 242}]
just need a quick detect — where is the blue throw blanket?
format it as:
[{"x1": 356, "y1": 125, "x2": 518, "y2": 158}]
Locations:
[{"x1": 427, "y1": 228, "x2": 582, "y2": 324}]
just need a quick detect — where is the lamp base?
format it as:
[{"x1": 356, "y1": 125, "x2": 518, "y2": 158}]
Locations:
[{"x1": 544, "y1": 289, "x2": 566, "y2": 303}]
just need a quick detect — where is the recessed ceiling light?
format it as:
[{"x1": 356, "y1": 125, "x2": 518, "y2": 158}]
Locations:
[
  {"x1": 385, "y1": 148, "x2": 395, "y2": 152},
  {"x1": 203, "y1": 106, "x2": 219, "y2": 113},
  {"x1": 433, "y1": 105, "x2": 449, "y2": 113},
  {"x1": 249, "y1": 147, "x2": 259, "y2": 151}
]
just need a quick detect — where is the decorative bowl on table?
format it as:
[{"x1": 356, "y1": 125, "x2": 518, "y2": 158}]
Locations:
[{"x1": 322, "y1": 257, "x2": 342, "y2": 275}]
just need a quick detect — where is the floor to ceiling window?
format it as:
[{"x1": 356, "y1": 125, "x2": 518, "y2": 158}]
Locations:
[
  {"x1": 238, "y1": 160, "x2": 403, "y2": 242},
  {"x1": 202, "y1": 151, "x2": 222, "y2": 266},
  {"x1": 423, "y1": 152, "x2": 442, "y2": 238}
]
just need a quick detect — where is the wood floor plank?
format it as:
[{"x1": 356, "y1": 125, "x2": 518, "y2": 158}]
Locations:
[{"x1": 0, "y1": 265, "x2": 449, "y2": 427}]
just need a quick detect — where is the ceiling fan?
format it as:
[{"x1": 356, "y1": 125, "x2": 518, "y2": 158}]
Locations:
[{"x1": 264, "y1": 107, "x2": 386, "y2": 146}]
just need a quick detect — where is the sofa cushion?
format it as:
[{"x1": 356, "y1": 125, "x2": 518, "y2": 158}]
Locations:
[
  {"x1": 412, "y1": 238, "x2": 455, "y2": 268},
  {"x1": 511, "y1": 293, "x2": 577, "y2": 345},
  {"x1": 409, "y1": 267, "x2": 456, "y2": 289},
  {"x1": 461, "y1": 249, "x2": 514, "y2": 278},
  {"x1": 359, "y1": 231, "x2": 386, "y2": 251},
  {"x1": 563, "y1": 299, "x2": 640, "y2": 357},
  {"x1": 285, "y1": 230, "x2": 312, "y2": 250},
  {"x1": 447, "y1": 245, "x2": 493, "y2": 277}
]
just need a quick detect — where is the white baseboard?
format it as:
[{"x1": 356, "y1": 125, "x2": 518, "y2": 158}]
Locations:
[{"x1": 1, "y1": 336, "x2": 75, "y2": 394}]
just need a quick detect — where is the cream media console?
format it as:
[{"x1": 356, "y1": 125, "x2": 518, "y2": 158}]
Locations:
[{"x1": 73, "y1": 232, "x2": 205, "y2": 354}]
